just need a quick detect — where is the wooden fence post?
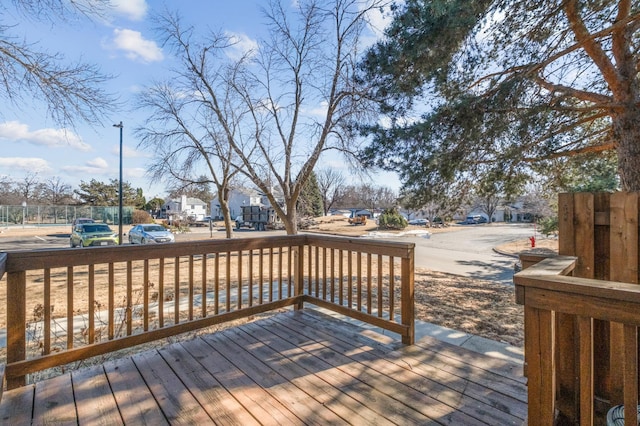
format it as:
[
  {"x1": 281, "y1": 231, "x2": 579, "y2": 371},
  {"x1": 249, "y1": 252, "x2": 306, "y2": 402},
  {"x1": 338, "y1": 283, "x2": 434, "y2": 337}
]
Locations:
[
  {"x1": 401, "y1": 247, "x2": 414, "y2": 345},
  {"x1": 7, "y1": 270, "x2": 26, "y2": 389}
]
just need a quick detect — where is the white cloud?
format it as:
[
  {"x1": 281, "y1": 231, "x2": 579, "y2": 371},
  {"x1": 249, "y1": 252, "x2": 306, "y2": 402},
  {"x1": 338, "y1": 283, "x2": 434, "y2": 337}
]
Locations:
[
  {"x1": 0, "y1": 121, "x2": 91, "y2": 151},
  {"x1": 126, "y1": 167, "x2": 147, "y2": 179},
  {"x1": 109, "y1": 145, "x2": 152, "y2": 158},
  {"x1": 225, "y1": 31, "x2": 258, "y2": 61},
  {"x1": 61, "y1": 157, "x2": 110, "y2": 176},
  {"x1": 112, "y1": 0, "x2": 148, "y2": 21},
  {"x1": 87, "y1": 157, "x2": 109, "y2": 169},
  {"x1": 0, "y1": 157, "x2": 52, "y2": 173},
  {"x1": 302, "y1": 101, "x2": 329, "y2": 118},
  {"x1": 111, "y1": 29, "x2": 164, "y2": 63}
]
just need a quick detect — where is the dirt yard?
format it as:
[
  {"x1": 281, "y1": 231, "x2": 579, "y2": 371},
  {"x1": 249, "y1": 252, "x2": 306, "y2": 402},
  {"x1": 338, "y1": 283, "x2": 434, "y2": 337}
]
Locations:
[{"x1": 0, "y1": 219, "x2": 559, "y2": 352}]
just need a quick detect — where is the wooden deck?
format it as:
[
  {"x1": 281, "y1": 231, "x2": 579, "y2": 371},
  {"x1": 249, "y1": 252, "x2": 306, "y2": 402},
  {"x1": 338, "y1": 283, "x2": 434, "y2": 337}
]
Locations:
[{"x1": 0, "y1": 309, "x2": 527, "y2": 425}]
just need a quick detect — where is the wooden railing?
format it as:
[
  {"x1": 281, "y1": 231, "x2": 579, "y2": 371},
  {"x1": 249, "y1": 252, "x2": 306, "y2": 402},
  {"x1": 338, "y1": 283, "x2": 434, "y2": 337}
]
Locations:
[
  {"x1": 1, "y1": 234, "x2": 414, "y2": 389},
  {"x1": 515, "y1": 254, "x2": 640, "y2": 424}
]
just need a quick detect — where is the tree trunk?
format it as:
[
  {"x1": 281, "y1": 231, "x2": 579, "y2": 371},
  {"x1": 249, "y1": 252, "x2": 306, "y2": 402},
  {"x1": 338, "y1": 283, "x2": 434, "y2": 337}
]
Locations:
[
  {"x1": 614, "y1": 105, "x2": 640, "y2": 191},
  {"x1": 215, "y1": 187, "x2": 234, "y2": 239},
  {"x1": 283, "y1": 204, "x2": 298, "y2": 235}
]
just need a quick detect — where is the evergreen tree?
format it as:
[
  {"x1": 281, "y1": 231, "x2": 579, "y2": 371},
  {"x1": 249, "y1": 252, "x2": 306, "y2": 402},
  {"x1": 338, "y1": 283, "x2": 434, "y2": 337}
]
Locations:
[
  {"x1": 297, "y1": 172, "x2": 324, "y2": 217},
  {"x1": 360, "y1": 0, "x2": 640, "y2": 206}
]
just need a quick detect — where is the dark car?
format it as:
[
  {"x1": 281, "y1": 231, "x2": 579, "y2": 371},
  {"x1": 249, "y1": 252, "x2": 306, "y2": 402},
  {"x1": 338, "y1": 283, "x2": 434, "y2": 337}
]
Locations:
[
  {"x1": 70, "y1": 223, "x2": 118, "y2": 247},
  {"x1": 71, "y1": 217, "x2": 95, "y2": 230}
]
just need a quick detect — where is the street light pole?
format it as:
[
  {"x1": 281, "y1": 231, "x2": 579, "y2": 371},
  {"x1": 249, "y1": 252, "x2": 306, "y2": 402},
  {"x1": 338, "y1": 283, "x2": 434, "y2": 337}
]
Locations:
[{"x1": 113, "y1": 121, "x2": 124, "y2": 245}]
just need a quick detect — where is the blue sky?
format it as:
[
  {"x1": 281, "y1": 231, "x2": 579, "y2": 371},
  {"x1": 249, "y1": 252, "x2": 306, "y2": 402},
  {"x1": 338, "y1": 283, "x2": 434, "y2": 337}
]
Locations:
[{"x1": 0, "y1": 0, "x2": 399, "y2": 200}]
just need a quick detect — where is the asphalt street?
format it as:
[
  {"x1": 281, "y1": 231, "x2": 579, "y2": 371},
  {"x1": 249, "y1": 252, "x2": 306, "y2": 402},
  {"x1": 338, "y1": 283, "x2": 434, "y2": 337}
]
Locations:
[{"x1": 383, "y1": 223, "x2": 537, "y2": 284}]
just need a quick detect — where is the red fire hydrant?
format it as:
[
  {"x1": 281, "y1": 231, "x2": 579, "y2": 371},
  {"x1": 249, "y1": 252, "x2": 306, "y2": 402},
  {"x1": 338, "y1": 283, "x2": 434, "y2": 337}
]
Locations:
[{"x1": 529, "y1": 236, "x2": 536, "y2": 248}]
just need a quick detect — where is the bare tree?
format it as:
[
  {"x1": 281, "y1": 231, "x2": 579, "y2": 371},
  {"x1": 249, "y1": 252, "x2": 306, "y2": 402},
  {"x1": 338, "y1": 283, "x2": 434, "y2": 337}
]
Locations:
[
  {"x1": 316, "y1": 168, "x2": 346, "y2": 215},
  {"x1": 0, "y1": 1, "x2": 115, "y2": 126},
  {"x1": 136, "y1": 78, "x2": 241, "y2": 238},
  {"x1": 16, "y1": 173, "x2": 41, "y2": 203},
  {"x1": 40, "y1": 176, "x2": 73, "y2": 204},
  {"x1": 150, "y1": 0, "x2": 383, "y2": 235},
  {"x1": 39, "y1": 176, "x2": 74, "y2": 223}
]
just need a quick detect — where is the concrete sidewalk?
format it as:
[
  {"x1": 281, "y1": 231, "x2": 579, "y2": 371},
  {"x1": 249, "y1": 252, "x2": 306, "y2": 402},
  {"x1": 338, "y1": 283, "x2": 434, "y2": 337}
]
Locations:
[{"x1": 314, "y1": 306, "x2": 524, "y2": 365}]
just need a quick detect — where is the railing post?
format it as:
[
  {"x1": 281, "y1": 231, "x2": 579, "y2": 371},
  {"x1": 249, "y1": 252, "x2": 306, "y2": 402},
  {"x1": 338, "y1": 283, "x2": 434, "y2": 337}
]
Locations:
[
  {"x1": 401, "y1": 247, "x2": 414, "y2": 345},
  {"x1": 7, "y1": 270, "x2": 27, "y2": 389},
  {"x1": 294, "y1": 244, "x2": 305, "y2": 310}
]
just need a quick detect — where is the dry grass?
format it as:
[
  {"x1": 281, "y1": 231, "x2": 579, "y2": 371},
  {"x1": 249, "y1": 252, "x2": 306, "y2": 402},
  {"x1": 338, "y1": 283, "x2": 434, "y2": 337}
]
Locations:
[{"x1": 0, "y1": 222, "x2": 552, "y2": 354}]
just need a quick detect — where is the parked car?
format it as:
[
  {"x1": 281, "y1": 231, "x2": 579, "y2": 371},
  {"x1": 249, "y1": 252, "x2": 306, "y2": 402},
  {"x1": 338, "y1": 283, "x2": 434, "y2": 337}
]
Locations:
[
  {"x1": 71, "y1": 217, "x2": 95, "y2": 230},
  {"x1": 128, "y1": 224, "x2": 175, "y2": 244},
  {"x1": 70, "y1": 223, "x2": 118, "y2": 247},
  {"x1": 408, "y1": 218, "x2": 429, "y2": 226},
  {"x1": 466, "y1": 215, "x2": 487, "y2": 224}
]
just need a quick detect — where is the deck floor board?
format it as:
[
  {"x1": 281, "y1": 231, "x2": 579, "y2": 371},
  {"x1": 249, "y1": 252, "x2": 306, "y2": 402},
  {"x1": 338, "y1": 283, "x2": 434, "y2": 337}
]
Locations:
[{"x1": 0, "y1": 310, "x2": 527, "y2": 425}]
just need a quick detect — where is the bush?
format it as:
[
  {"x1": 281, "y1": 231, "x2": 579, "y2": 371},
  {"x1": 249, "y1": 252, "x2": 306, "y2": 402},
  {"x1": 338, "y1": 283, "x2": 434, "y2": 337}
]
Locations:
[
  {"x1": 377, "y1": 208, "x2": 407, "y2": 230},
  {"x1": 132, "y1": 209, "x2": 153, "y2": 224},
  {"x1": 538, "y1": 216, "x2": 558, "y2": 237}
]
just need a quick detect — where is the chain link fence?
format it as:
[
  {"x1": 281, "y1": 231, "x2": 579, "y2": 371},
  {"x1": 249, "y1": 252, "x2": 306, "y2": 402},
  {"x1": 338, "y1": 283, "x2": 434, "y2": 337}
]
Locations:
[{"x1": 0, "y1": 205, "x2": 135, "y2": 226}]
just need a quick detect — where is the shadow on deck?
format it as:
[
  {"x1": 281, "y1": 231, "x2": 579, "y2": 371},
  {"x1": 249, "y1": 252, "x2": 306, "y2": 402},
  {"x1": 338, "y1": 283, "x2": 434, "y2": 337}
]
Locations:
[{"x1": 1, "y1": 309, "x2": 527, "y2": 425}]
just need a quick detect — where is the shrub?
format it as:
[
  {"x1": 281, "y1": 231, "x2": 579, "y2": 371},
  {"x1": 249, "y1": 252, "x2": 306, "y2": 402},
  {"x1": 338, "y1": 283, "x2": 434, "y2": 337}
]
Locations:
[
  {"x1": 132, "y1": 209, "x2": 153, "y2": 224},
  {"x1": 377, "y1": 208, "x2": 407, "y2": 230},
  {"x1": 538, "y1": 216, "x2": 558, "y2": 237}
]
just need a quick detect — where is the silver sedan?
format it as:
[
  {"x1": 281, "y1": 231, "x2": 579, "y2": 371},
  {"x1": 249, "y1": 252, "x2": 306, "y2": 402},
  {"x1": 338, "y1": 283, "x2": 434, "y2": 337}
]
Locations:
[{"x1": 128, "y1": 224, "x2": 175, "y2": 244}]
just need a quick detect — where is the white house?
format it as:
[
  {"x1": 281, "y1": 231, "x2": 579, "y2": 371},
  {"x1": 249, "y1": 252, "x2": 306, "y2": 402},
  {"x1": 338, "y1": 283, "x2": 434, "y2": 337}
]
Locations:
[
  {"x1": 211, "y1": 187, "x2": 287, "y2": 220},
  {"x1": 161, "y1": 195, "x2": 207, "y2": 222},
  {"x1": 210, "y1": 187, "x2": 261, "y2": 220}
]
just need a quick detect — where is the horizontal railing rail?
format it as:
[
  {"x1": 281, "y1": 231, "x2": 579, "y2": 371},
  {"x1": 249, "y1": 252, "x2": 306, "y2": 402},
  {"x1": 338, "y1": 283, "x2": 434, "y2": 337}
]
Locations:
[
  {"x1": 515, "y1": 255, "x2": 640, "y2": 425},
  {"x1": 1, "y1": 234, "x2": 414, "y2": 389}
]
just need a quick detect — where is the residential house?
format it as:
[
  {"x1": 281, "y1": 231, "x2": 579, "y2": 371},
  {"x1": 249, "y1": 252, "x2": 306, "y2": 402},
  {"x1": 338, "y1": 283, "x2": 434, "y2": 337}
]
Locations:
[
  {"x1": 210, "y1": 187, "x2": 263, "y2": 220},
  {"x1": 161, "y1": 195, "x2": 207, "y2": 222}
]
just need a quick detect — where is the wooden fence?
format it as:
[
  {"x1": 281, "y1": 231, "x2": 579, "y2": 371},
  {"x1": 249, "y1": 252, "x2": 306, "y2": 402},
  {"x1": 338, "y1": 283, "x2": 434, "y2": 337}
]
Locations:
[
  {"x1": 0, "y1": 234, "x2": 414, "y2": 389},
  {"x1": 516, "y1": 192, "x2": 640, "y2": 424}
]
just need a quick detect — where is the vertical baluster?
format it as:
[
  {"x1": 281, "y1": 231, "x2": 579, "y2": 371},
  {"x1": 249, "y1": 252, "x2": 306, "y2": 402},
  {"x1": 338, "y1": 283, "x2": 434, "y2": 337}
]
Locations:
[
  {"x1": 214, "y1": 254, "x2": 219, "y2": 315},
  {"x1": 339, "y1": 250, "x2": 344, "y2": 306},
  {"x1": 314, "y1": 246, "x2": 319, "y2": 297},
  {"x1": 201, "y1": 254, "x2": 207, "y2": 318},
  {"x1": 377, "y1": 255, "x2": 383, "y2": 318},
  {"x1": 259, "y1": 248, "x2": 264, "y2": 304},
  {"x1": 67, "y1": 266, "x2": 73, "y2": 349},
  {"x1": 158, "y1": 258, "x2": 164, "y2": 327},
  {"x1": 88, "y1": 264, "x2": 95, "y2": 344},
  {"x1": 388, "y1": 258, "x2": 394, "y2": 320},
  {"x1": 109, "y1": 263, "x2": 115, "y2": 338},
  {"x1": 322, "y1": 247, "x2": 327, "y2": 300},
  {"x1": 269, "y1": 247, "x2": 274, "y2": 302},
  {"x1": 330, "y1": 248, "x2": 335, "y2": 303},
  {"x1": 367, "y1": 253, "x2": 372, "y2": 314},
  {"x1": 347, "y1": 251, "x2": 353, "y2": 308},
  {"x1": 288, "y1": 247, "x2": 293, "y2": 298},
  {"x1": 44, "y1": 269, "x2": 51, "y2": 353},
  {"x1": 278, "y1": 247, "x2": 283, "y2": 301},
  {"x1": 357, "y1": 252, "x2": 362, "y2": 312},
  {"x1": 238, "y1": 250, "x2": 243, "y2": 309},
  {"x1": 144, "y1": 259, "x2": 149, "y2": 331},
  {"x1": 307, "y1": 245, "x2": 312, "y2": 295},
  {"x1": 127, "y1": 261, "x2": 133, "y2": 335},
  {"x1": 189, "y1": 255, "x2": 194, "y2": 321},
  {"x1": 248, "y1": 249, "x2": 254, "y2": 306},
  {"x1": 174, "y1": 257, "x2": 180, "y2": 324},
  {"x1": 226, "y1": 252, "x2": 231, "y2": 312}
]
